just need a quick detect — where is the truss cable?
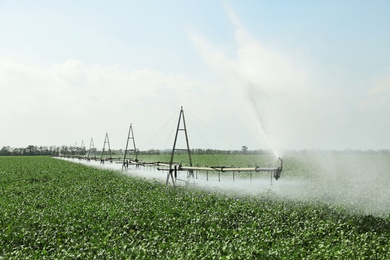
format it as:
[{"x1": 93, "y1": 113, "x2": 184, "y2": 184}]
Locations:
[
  {"x1": 139, "y1": 109, "x2": 180, "y2": 151},
  {"x1": 187, "y1": 110, "x2": 238, "y2": 150},
  {"x1": 186, "y1": 110, "x2": 260, "y2": 167},
  {"x1": 186, "y1": 115, "x2": 223, "y2": 167},
  {"x1": 163, "y1": 117, "x2": 178, "y2": 151}
]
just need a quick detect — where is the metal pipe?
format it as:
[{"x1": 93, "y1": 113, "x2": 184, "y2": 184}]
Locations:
[
  {"x1": 179, "y1": 166, "x2": 278, "y2": 172},
  {"x1": 130, "y1": 157, "x2": 283, "y2": 180}
]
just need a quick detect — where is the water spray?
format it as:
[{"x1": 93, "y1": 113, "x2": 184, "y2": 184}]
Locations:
[
  {"x1": 64, "y1": 106, "x2": 284, "y2": 188},
  {"x1": 160, "y1": 107, "x2": 284, "y2": 186}
]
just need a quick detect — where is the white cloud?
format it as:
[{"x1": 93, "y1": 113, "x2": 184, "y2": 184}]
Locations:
[{"x1": 0, "y1": 59, "x2": 227, "y2": 148}]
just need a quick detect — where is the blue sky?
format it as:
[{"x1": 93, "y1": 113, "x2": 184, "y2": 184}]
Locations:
[{"x1": 1, "y1": 0, "x2": 390, "y2": 154}]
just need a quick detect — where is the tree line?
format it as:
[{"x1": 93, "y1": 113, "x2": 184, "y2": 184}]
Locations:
[
  {"x1": 0, "y1": 145, "x2": 78, "y2": 156},
  {"x1": 0, "y1": 145, "x2": 266, "y2": 156},
  {"x1": 2, "y1": 145, "x2": 388, "y2": 157}
]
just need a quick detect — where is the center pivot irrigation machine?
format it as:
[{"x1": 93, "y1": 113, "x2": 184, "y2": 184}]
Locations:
[{"x1": 121, "y1": 106, "x2": 283, "y2": 187}]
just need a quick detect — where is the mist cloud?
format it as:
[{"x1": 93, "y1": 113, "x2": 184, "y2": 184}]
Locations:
[{"x1": 190, "y1": 5, "x2": 390, "y2": 151}]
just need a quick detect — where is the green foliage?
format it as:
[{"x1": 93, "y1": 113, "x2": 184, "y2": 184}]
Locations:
[
  {"x1": 138, "y1": 153, "x2": 276, "y2": 167},
  {"x1": 0, "y1": 156, "x2": 389, "y2": 259}
]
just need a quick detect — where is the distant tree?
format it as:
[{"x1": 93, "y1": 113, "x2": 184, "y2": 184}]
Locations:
[
  {"x1": 241, "y1": 146, "x2": 248, "y2": 154},
  {"x1": 0, "y1": 146, "x2": 12, "y2": 155},
  {"x1": 24, "y1": 145, "x2": 38, "y2": 155},
  {"x1": 60, "y1": 145, "x2": 70, "y2": 156},
  {"x1": 12, "y1": 148, "x2": 23, "y2": 156}
]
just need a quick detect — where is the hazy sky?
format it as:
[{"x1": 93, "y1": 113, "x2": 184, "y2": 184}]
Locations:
[{"x1": 1, "y1": 0, "x2": 389, "y2": 155}]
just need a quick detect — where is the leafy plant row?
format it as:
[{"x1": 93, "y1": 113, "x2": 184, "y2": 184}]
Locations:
[{"x1": 0, "y1": 156, "x2": 389, "y2": 259}]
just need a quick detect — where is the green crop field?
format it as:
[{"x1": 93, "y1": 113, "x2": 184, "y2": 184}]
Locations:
[
  {"x1": 137, "y1": 153, "x2": 277, "y2": 167},
  {"x1": 1, "y1": 156, "x2": 390, "y2": 259}
]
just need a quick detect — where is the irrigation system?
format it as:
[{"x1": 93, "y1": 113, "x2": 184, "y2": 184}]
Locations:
[{"x1": 62, "y1": 106, "x2": 283, "y2": 187}]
